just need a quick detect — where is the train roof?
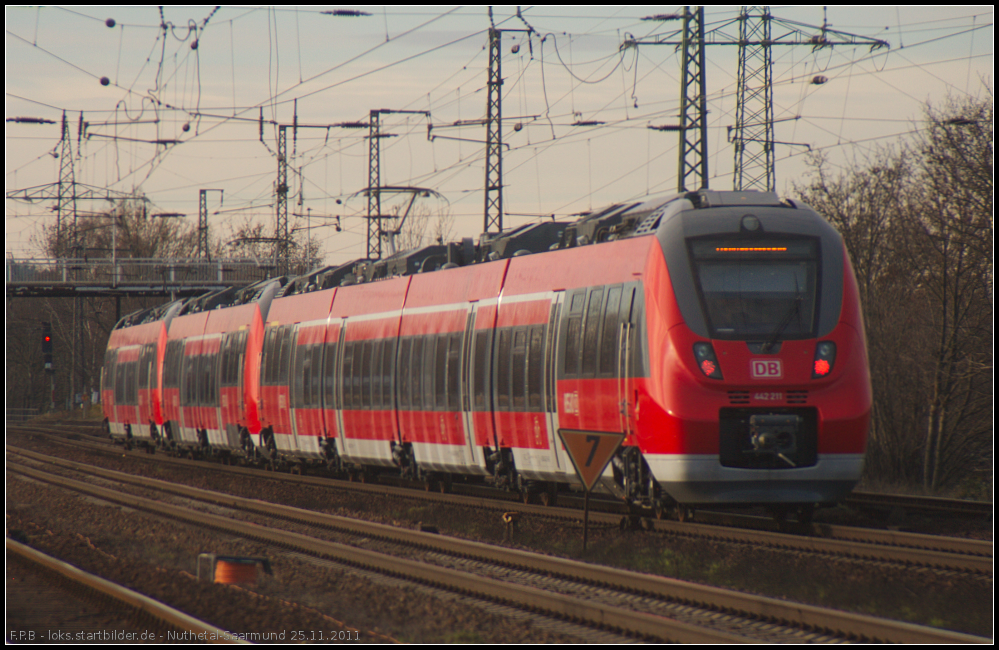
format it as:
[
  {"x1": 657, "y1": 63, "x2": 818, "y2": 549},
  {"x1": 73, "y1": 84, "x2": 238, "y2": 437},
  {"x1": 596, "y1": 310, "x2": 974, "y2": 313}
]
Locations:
[{"x1": 157, "y1": 190, "x2": 811, "y2": 305}]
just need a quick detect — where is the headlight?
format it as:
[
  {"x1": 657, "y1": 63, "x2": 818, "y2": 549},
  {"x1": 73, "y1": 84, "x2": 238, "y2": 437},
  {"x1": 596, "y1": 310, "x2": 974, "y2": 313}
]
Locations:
[
  {"x1": 812, "y1": 341, "x2": 836, "y2": 378},
  {"x1": 693, "y1": 342, "x2": 723, "y2": 379}
]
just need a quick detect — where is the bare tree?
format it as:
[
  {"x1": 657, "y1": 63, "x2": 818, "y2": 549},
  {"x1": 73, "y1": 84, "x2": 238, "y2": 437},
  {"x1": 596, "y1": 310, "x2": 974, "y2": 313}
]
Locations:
[
  {"x1": 793, "y1": 91, "x2": 993, "y2": 496},
  {"x1": 907, "y1": 92, "x2": 993, "y2": 492}
]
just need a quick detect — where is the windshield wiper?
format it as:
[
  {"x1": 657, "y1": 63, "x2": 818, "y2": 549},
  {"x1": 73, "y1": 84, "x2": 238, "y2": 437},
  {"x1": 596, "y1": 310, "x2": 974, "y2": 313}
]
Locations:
[{"x1": 762, "y1": 280, "x2": 804, "y2": 353}]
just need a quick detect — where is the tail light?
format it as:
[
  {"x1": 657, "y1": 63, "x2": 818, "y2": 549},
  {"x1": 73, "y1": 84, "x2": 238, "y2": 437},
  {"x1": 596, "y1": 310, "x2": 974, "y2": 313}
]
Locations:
[
  {"x1": 812, "y1": 342, "x2": 836, "y2": 378},
  {"x1": 693, "y1": 342, "x2": 723, "y2": 379}
]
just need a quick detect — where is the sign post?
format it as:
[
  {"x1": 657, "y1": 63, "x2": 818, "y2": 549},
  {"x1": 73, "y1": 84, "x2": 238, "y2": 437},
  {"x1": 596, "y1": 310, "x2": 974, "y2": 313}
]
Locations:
[{"x1": 557, "y1": 429, "x2": 625, "y2": 552}]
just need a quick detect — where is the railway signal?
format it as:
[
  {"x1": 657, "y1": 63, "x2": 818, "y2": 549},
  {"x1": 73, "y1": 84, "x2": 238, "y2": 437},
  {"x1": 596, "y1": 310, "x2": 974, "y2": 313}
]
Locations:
[{"x1": 41, "y1": 321, "x2": 54, "y2": 372}]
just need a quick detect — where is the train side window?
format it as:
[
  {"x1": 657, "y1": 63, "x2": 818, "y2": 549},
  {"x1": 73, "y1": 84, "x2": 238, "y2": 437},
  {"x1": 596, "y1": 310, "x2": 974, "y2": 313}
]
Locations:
[
  {"x1": 261, "y1": 329, "x2": 275, "y2": 385},
  {"x1": 230, "y1": 334, "x2": 241, "y2": 386},
  {"x1": 355, "y1": 340, "x2": 366, "y2": 409},
  {"x1": 382, "y1": 338, "x2": 395, "y2": 411},
  {"x1": 511, "y1": 328, "x2": 527, "y2": 411},
  {"x1": 208, "y1": 345, "x2": 219, "y2": 406},
  {"x1": 496, "y1": 329, "x2": 512, "y2": 411},
  {"x1": 293, "y1": 336, "x2": 306, "y2": 409},
  {"x1": 357, "y1": 340, "x2": 370, "y2": 409},
  {"x1": 218, "y1": 336, "x2": 230, "y2": 387},
  {"x1": 446, "y1": 332, "x2": 461, "y2": 411},
  {"x1": 198, "y1": 353, "x2": 208, "y2": 405},
  {"x1": 182, "y1": 349, "x2": 195, "y2": 405},
  {"x1": 277, "y1": 327, "x2": 292, "y2": 386},
  {"x1": 311, "y1": 343, "x2": 324, "y2": 408},
  {"x1": 324, "y1": 339, "x2": 338, "y2": 410},
  {"x1": 341, "y1": 342, "x2": 354, "y2": 410},
  {"x1": 102, "y1": 349, "x2": 117, "y2": 395},
  {"x1": 528, "y1": 325, "x2": 544, "y2": 411},
  {"x1": 138, "y1": 345, "x2": 151, "y2": 390},
  {"x1": 370, "y1": 339, "x2": 383, "y2": 409},
  {"x1": 114, "y1": 355, "x2": 124, "y2": 403},
  {"x1": 398, "y1": 338, "x2": 412, "y2": 409},
  {"x1": 422, "y1": 335, "x2": 436, "y2": 410},
  {"x1": 565, "y1": 317, "x2": 582, "y2": 378},
  {"x1": 472, "y1": 330, "x2": 490, "y2": 411},
  {"x1": 164, "y1": 341, "x2": 182, "y2": 388},
  {"x1": 129, "y1": 360, "x2": 139, "y2": 404},
  {"x1": 600, "y1": 286, "x2": 623, "y2": 376},
  {"x1": 411, "y1": 338, "x2": 424, "y2": 410},
  {"x1": 582, "y1": 288, "x2": 604, "y2": 376},
  {"x1": 124, "y1": 360, "x2": 137, "y2": 404},
  {"x1": 565, "y1": 289, "x2": 587, "y2": 378},
  {"x1": 435, "y1": 334, "x2": 448, "y2": 410}
]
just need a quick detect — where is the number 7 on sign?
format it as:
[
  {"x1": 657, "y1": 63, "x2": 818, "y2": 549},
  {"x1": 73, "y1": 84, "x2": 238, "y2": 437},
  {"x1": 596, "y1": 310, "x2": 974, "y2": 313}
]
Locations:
[{"x1": 558, "y1": 429, "x2": 625, "y2": 493}]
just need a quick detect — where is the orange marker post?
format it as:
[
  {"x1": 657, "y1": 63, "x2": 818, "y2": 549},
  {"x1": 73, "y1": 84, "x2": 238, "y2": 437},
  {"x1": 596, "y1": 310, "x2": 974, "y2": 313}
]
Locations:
[{"x1": 557, "y1": 429, "x2": 625, "y2": 552}]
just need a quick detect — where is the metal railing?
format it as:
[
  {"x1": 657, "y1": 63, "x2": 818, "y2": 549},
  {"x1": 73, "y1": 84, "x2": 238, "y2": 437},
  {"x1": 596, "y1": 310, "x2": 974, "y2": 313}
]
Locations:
[
  {"x1": 5, "y1": 408, "x2": 40, "y2": 422},
  {"x1": 6, "y1": 257, "x2": 277, "y2": 288}
]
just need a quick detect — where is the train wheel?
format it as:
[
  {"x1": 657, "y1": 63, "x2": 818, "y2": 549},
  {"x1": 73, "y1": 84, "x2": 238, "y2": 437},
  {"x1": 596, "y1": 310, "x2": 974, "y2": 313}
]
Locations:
[
  {"x1": 676, "y1": 505, "x2": 695, "y2": 522},
  {"x1": 653, "y1": 501, "x2": 667, "y2": 520},
  {"x1": 796, "y1": 504, "x2": 815, "y2": 525},
  {"x1": 438, "y1": 476, "x2": 451, "y2": 494},
  {"x1": 538, "y1": 483, "x2": 557, "y2": 507}
]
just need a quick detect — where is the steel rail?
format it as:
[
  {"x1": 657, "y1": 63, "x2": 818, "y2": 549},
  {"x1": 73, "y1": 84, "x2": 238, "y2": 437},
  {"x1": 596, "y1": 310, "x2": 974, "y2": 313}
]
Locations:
[
  {"x1": 7, "y1": 451, "x2": 990, "y2": 644},
  {"x1": 7, "y1": 460, "x2": 747, "y2": 643},
  {"x1": 5, "y1": 538, "x2": 246, "y2": 644},
  {"x1": 7, "y1": 432, "x2": 992, "y2": 573}
]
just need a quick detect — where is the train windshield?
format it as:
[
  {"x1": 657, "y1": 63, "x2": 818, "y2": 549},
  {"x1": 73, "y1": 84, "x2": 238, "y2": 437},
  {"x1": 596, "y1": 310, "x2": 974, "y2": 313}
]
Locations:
[{"x1": 688, "y1": 238, "x2": 819, "y2": 341}]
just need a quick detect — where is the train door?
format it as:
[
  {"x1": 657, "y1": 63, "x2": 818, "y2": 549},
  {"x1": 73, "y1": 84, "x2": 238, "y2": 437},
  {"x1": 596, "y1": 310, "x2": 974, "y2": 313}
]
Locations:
[
  {"x1": 458, "y1": 303, "x2": 491, "y2": 475},
  {"x1": 545, "y1": 292, "x2": 569, "y2": 475},
  {"x1": 138, "y1": 343, "x2": 156, "y2": 429},
  {"x1": 616, "y1": 286, "x2": 638, "y2": 438},
  {"x1": 321, "y1": 317, "x2": 343, "y2": 459}
]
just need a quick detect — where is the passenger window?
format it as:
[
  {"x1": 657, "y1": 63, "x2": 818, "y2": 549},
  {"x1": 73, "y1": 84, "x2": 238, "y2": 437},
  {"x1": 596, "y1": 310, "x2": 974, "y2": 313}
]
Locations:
[
  {"x1": 324, "y1": 340, "x2": 338, "y2": 410},
  {"x1": 528, "y1": 326, "x2": 544, "y2": 411},
  {"x1": 382, "y1": 338, "x2": 395, "y2": 410},
  {"x1": 422, "y1": 336, "x2": 436, "y2": 410},
  {"x1": 582, "y1": 288, "x2": 604, "y2": 376},
  {"x1": 341, "y1": 342, "x2": 354, "y2": 410},
  {"x1": 398, "y1": 338, "x2": 412, "y2": 409},
  {"x1": 447, "y1": 333, "x2": 461, "y2": 412},
  {"x1": 435, "y1": 335, "x2": 448, "y2": 410},
  {"x1": 411, "y1": 338, "x2": 424, "y2": 410},
  {"x1": 473, "y1": 331, "x2": 490, "y2": 411},
  {"x1": 496, "y1": 329, "x2": 512, "y2": 411},
  {"x1": 600, "y1": 286, "x2": 622, "y2": 376},
  {"x1": 511, "y1": 329, "x2": 527, "y2": 411},
  {"x1": 565, "y1": 317, "x2": 582, "y2": 378}
]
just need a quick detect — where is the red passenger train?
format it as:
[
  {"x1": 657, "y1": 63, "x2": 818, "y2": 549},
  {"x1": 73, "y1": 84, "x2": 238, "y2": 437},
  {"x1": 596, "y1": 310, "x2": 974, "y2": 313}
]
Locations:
[{"x1": 102, "y1": 190, "x2": 871, "y2": 516}]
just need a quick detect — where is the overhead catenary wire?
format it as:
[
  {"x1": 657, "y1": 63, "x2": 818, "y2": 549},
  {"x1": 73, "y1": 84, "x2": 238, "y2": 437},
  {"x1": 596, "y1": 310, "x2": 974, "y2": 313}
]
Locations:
[{"x1": 6, "y1": 7, "x2": 992, "y2": 262}]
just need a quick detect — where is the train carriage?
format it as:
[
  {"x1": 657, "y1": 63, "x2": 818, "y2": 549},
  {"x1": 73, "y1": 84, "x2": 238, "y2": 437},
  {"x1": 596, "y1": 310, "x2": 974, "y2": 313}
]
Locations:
[
  {"x1": 102, "y1": 189, "x2": 870, "y2": 514},
  {"x1": 101, "y1": 301, "x2": 182, "y2": 446},
  {"x1": 159, "y1": 280, "x2": 282, "y2": 452},
  {"x1": 258, "y1": 287, "x2": 337, "y2": 459}
]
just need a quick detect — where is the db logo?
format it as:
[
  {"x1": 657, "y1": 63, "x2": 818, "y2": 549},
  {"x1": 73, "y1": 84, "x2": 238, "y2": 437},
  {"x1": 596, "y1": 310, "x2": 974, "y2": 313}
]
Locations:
[{"x1": 751, "y1": 359, "x2": 783, "y2": 379}]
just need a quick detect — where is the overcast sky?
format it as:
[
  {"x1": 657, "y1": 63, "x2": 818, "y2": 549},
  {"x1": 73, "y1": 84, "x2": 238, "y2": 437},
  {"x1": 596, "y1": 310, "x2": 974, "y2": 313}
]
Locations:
[{"x1": 5, "y1": 6, "x2": 993, "y2": 264}]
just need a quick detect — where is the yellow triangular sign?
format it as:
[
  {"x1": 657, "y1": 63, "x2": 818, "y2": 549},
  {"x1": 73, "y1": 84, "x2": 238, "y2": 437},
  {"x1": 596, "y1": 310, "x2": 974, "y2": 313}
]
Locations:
[{"x1": 558, "y1": 429, "x2": 625, "y2": 492}]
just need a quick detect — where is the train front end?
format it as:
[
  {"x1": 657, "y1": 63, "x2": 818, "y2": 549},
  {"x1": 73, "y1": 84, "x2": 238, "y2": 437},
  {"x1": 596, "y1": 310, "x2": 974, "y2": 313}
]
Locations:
[{"x1": 639, "y1": 191, "x2": 870, "y2": 506}]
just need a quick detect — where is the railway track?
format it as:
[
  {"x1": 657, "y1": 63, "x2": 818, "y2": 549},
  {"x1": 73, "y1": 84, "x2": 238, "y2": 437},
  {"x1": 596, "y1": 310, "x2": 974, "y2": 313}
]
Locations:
[
  {"x1": 7, "y1": 424, "x2": 992, "y2": 576},
  {"x1": 7, "y1": 447, "x2": 990, "y2": 643},
  {"x1": 6, "y1": 538, "x2": 241, "y2": 643}
]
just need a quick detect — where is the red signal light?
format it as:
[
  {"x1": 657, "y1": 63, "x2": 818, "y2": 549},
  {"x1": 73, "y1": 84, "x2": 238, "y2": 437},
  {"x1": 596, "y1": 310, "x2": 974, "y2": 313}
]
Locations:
[
  {"x1": 812, "y1": 342, "x2": 836, "y2": 379},
  {"x1": 693, "y1": 342, "x2": 723, "y2": 379}
]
